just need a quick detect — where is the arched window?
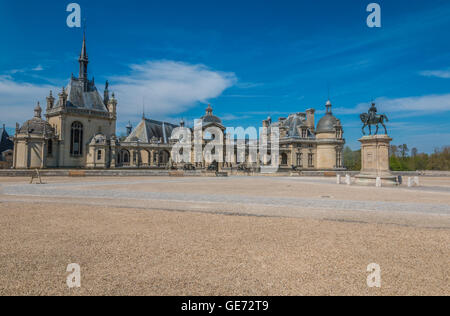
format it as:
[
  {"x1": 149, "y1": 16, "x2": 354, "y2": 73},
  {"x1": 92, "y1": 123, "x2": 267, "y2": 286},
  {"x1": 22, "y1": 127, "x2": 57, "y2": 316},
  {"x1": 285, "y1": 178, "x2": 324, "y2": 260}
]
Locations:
[{"x1": 70, "y1": 122, "x2": 83, "y2": 156}]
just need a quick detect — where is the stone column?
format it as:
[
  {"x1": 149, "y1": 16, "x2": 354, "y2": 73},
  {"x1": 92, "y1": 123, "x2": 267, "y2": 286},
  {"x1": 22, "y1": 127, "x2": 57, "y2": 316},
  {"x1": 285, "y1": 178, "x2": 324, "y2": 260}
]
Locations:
[
  {"x1": 355, "y1": 135, "x2": 398, "y2": 186},
  {"x1": 41, "y1": 140, "x2": 46, "y2": 169},
  {"x1": 12, "y1": 139, "x2": 17, "y2": 169}
]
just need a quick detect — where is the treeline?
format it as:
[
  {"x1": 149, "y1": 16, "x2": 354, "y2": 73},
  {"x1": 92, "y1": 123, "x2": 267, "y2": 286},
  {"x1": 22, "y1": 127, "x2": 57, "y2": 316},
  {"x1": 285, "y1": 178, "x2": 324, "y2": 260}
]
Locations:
[
  {"x1": 390, "y1": 145, "x2": 450, "y2": 171},
  {"x1": 343, "y1": 145, "x2": 450, "y2": 171}
]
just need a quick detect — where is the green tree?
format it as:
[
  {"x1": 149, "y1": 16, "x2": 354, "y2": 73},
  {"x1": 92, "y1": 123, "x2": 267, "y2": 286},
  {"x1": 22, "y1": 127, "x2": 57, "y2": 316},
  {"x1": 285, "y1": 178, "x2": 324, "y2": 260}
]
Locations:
[
  {"x1": 399, "y1": 144, "x2": 409, "y2": 158},
  {"x1": 390, "y1": 145, "x2": 399, "y2": 157},
  {"x1": 343, "y1": 146, "x2": 361, "y2": 171}
]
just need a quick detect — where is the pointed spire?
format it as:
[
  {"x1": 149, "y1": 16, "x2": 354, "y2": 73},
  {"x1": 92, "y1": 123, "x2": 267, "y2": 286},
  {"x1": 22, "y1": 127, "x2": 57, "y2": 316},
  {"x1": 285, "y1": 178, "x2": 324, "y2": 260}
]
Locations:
[
  {"x1": 103, "y1": 81, "x2": 110, "y2": 106},
  {"x1": 78, "y1": 25, "x2": 89, "y2": 81}
]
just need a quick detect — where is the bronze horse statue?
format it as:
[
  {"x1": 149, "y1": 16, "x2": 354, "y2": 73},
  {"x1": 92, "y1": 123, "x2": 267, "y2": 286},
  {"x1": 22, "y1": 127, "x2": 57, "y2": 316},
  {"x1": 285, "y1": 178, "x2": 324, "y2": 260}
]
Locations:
[{"x1": 360, "y1": 113, "x2": 389, "y2": 135}]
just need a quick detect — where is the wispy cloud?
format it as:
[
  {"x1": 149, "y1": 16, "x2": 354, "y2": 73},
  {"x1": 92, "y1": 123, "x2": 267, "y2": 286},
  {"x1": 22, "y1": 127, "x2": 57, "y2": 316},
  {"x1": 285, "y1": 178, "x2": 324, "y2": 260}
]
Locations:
[
  {"x1": 5, "y1": 65, "x2": 46, "y2": 75},
  {"x1": 0, "y1": 76, "x2": 55, "y2": 124},
  {"x1": 110, "y1": 60, "x2": 237, "y2": 121},
  {"x1": 334, "y1": 94, "x2": 450, "y2": 117},
  {"x1": 419, "y1": 69, "x2": 450, "y2": 79},
  {"x1": 32, "y1": 65, "x2": 44, "y2": 71}
]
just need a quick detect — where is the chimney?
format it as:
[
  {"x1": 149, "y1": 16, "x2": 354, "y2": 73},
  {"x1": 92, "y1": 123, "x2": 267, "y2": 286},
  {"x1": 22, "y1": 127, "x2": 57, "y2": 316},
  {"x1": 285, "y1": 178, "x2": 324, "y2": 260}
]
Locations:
[
  {"x1": 306, "y1": 109, "x2": 315, "y2": 131},
  {"x1": 262, "y1": 116, "x2": 271, "y2": 128}
]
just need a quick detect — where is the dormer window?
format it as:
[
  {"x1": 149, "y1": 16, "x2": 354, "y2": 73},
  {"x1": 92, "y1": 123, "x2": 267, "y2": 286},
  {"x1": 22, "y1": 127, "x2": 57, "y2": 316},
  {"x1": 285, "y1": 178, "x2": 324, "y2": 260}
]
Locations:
[{"x1": 302, "y1": 128, "x2": 308, "y2": 138}]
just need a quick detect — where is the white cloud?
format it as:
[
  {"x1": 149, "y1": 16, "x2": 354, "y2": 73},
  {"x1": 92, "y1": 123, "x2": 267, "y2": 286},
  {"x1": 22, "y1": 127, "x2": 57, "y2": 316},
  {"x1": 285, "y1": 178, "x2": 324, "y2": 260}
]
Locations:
[
  {"x1": 0, "y1": 76, "x2": 55, "y2": 125},
  {"x1": 334, "y1": 94, "x2": 450, "y2": 116},
  {"x1": 110, "y1": 60, "x2": 237, "y2": 121},
  {"x1": 32, "y1": 65, "x2": 44, "y2": 71},
  {"x1": 420, "y1": 69, "x2": 450, "y2": 79}
]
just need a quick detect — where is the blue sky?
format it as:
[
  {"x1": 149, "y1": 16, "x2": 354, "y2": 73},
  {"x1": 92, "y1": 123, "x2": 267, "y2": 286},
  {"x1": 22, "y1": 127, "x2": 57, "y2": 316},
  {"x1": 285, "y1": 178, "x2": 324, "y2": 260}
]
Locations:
[{"x1": 1, "y1": 0, "x2": 450, "y2": 152}]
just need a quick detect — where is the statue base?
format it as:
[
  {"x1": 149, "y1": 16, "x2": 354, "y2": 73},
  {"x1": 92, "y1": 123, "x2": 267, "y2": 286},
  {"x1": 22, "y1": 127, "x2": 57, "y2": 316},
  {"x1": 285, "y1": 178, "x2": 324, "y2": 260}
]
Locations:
[{"x1": 355, "y1": 135, "x2": 398, "y2": 187}]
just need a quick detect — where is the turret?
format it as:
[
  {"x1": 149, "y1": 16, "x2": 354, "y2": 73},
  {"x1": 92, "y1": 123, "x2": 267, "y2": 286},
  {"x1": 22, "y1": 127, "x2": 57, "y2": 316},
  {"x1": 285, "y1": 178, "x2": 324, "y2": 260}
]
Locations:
[
  {"x1": 46, "y1": 91, "x2": 55, "y2": 111},
  {"x1": 58, "y1": 87, "x2": 67, "y2": 108},
  {"x1": 34, "y1": 102, "x2": 42, "y2": 118},
  {"x1": 108, "y1": 92, "x2": 117, "y2": 117}
]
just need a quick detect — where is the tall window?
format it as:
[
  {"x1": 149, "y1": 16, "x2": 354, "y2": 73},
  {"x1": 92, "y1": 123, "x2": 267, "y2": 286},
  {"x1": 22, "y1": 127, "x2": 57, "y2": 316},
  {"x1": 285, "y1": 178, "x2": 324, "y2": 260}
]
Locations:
[
  {"x1": 308, "y1": 153, "x2": 314, "y2": 168},
  {"x1": 281, "y1": 153, "x2": 288, "y2": 165},
  {"x1": 47, "y1": 140, "x2": 53, "y2": 156},
  {"x1": 296, "y1": 153, "x2": 303, "y2": 168},
  {"x1": 336, "y1": 150, "x2": 342, "y2": 168},
  {"x1": 70, "y1": 122, "x2": 83, "y2": 156},
  {"x1": 97, "y1": 150, "x2": 102, "y2": 161}
]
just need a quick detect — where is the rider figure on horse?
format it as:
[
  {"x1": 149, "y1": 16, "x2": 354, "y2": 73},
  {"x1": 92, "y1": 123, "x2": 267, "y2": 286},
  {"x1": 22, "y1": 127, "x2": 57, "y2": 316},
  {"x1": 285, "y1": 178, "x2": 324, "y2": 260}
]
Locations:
[
  {"x1": 361, "y1": 102, "x2": 389, "y2": 135},
  {"x1": 368, "y1": 102, "x2": 378, "y2": 122}
]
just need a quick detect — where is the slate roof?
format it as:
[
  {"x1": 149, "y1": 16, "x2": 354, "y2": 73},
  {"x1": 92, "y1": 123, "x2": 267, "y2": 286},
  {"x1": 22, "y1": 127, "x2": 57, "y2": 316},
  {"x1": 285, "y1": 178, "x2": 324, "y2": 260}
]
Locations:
[
  {"x1": 54, "y1": 78, "x2": 107, "y2": 112},
  {"x1": 316, "y1": 113, "x2": 339, "y2": 133},
  {"x1": 125, "y1": 118, "x2": 179, "y2": 144},
  {"x1": 0, "y1": 125, "x2": 13, "y2": 154},
  {"x1": 268, "y1": 113, "x2": 310, "y2": 138}
]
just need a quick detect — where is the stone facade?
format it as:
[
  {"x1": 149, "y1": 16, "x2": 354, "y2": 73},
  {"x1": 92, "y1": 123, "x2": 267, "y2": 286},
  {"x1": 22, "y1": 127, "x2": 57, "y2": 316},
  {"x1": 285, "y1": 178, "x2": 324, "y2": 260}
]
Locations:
[{"x1": 12, "y1": 34, "x2": 346, "y2": 172}]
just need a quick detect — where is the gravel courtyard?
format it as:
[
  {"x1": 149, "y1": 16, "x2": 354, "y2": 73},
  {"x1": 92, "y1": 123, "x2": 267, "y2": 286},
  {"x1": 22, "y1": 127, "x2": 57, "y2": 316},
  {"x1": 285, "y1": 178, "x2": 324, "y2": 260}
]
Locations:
[{"x1": 0, "y1": 176, "x2": 449, "y2": 296}]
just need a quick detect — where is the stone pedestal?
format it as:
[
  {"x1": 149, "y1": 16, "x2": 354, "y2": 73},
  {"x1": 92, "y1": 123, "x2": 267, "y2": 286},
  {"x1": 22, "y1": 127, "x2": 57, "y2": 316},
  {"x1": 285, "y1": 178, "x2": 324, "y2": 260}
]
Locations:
[{"x1": 355, "y1": 135, "x2": 398, "y2": 186}]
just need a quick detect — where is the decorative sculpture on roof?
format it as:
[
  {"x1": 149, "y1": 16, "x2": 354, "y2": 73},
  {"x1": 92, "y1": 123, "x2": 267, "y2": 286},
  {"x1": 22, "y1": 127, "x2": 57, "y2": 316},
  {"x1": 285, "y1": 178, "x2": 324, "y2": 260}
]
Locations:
[{"x1": 360, "y1": 103, "x2": 389, "y2": 135}]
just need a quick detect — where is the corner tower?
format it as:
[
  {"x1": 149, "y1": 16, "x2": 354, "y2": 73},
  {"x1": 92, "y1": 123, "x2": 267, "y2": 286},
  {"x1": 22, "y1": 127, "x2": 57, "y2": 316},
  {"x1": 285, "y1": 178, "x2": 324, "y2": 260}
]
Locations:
[{"x1": 315, "y1": 100, "x2": 345, "y2": 170}]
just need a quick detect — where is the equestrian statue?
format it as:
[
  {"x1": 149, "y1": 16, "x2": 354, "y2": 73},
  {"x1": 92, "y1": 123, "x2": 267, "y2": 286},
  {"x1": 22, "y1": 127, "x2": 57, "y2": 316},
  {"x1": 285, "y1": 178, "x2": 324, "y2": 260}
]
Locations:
[{"x1": 360, "y1": 102, "x2": 389, "y2": 135}]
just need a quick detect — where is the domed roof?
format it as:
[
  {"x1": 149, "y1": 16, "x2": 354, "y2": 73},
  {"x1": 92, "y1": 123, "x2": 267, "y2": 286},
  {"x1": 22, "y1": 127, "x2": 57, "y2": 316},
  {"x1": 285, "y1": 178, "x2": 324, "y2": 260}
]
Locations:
[
  {"x1": 316, "y1": 113, "x2": 338, "y2": 133},
  {"x1": 200, "y1": 104, "x2": 222, "y2": 124},
  {"x1": 19, "y1": 102, "x2": 55, "y2": 136},
  {"x1": 19, "y1": 117, "x2": 54, "y2": 136},
  {"x1": 316, "y1": 100, "x2": 340, "y2": 133}
]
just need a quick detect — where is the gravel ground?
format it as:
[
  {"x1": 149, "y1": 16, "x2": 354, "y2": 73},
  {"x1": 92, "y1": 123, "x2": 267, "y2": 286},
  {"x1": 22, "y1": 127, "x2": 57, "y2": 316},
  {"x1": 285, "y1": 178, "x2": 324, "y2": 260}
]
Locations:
[{"x1": 0, "y1": 176, "x2": 449, "y2": 296}]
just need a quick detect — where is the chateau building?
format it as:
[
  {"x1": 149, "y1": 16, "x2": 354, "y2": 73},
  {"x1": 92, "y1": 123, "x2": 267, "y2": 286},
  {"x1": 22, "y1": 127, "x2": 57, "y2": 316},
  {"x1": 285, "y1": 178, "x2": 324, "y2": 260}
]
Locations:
[{"x1": 12, "y1": 34, "x2": 345, "y2": 171}]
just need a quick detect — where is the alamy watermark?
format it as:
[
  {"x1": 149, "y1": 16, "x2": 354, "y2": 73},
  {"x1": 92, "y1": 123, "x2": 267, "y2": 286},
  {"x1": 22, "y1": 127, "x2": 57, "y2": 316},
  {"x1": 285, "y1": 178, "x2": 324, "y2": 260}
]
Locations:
[
  {"x1": 367, "y1": 263, "x2": 381, "y2": 288},
  {"x1": 367, "y1": 3, "x2": 381, "y2": 28},
  {"x1": 171, "y1": 121, "x2": 280, "y2": 173},
  {"x1": 66, "y1": 263, "x2": 81, "y2": 288},
  {"x1": 66, "y1": 3, "x2": 381, "y2": 30},
  {"x1": 66, "y1": 3, "x2": 81, "y2": 28}
]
